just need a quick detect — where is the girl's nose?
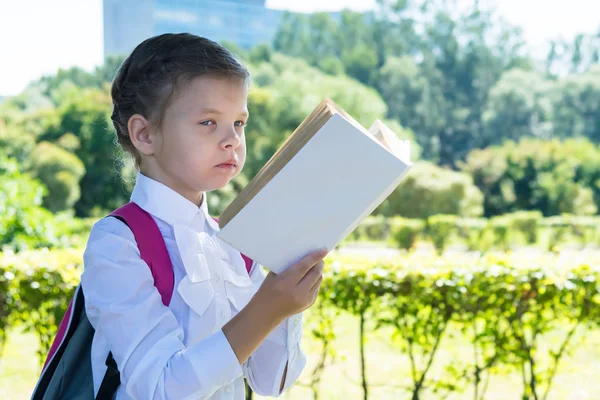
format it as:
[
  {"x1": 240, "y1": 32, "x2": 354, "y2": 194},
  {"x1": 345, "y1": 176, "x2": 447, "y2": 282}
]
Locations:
[{"x1": 221, "y1": 126, "x2": 241, "y2": 149}]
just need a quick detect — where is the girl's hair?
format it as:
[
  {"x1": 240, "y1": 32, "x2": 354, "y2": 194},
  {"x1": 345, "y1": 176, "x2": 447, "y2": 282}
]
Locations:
[{"x1": 110, "y1": 33, "x2": 250, "y2": 166}]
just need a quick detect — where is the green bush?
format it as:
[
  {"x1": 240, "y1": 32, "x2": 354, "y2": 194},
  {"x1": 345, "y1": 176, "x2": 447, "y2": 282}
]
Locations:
[
  {"x1": 568, "y1": 215, "x2": 600, "y2": 245},
  {"x1": 490, "y1": 215, "x2": 512, "y2": 250},
  {"x1": 357, "y1": 216, "x2": 387, "y2": 242},
  {"x1": 0, "y1": 249, "x2": 81, "y2": 363},
  {"x1": 510, "y1": 210, "x2": 543, "y2": 244},
  {"x1": 388, "y1": 217, "x2": 425, "y2": 250},
  {"x1": 541, "y1": 215, "x2": 571, "y2": 251},
  {"x1": 322, "y1": 252, "x2": 600, "y2": 400},
  {"x1": 377, "y1": 162, "x2": 484, "y2": 219},
  {"x1": 0, "y1": 157, "x2": 60, "y2": 250},
  {"x1": 455, "y1": 217, "x2": 488, "y2": 251},
  {"x1": 3, "y1": 248, "x2": 600, "y2": 400},
  {"x1": 427, "y1": 214, "x2": 457, "y2": 254}
]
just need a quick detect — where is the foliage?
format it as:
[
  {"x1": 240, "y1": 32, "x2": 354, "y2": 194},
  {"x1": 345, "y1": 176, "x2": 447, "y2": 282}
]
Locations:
[
  {"x1": 509, "y1": 210, "x2": 543, "y2": 244},
  {"x1": 0, "y1": 157, "x2": 59, "y2": 250},
  {"x1": 377, "y1": 162, "x2": 484, "y2": 219},
  {"x1": 30, "y1": 141, "x2": 86, "y2": 212},
  {"x1": 462, "y1": 138, "x2": 600, "y2": 217},
  {"x1": 388, "y1": 217, "x2": 425, "y2": 250},
  {"x1": 427, "y1": 214, "x2": 457, "y2": 254},
  {"x1": 0, "y1": 249, "x2": 81, "y2": 363},
  {"x1": 39, "y1": 86, "x2": 132, "y2": 217},
  {"x1": 3, "y1": 247, "x2": 600, "y2": 399}
]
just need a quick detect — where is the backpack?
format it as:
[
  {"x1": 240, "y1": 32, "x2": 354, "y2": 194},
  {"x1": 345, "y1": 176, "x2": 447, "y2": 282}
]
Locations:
[{"x1": 31, "y1": 202, "x2": 253, "y2": 400}]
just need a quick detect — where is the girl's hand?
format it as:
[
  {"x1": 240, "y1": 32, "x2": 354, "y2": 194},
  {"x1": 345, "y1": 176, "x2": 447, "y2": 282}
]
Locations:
[
  {"x1": 255, "y1": 249, "x2": 328, "y2": 319},
  {"x1": 222, "y1": 249, "x2": 328, "y2": 364}
]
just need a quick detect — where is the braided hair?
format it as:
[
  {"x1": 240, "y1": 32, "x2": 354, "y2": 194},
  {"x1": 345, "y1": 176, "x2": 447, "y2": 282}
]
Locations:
[{"x1": 110, "y1": 33, "x2": 250, "y2": 167}]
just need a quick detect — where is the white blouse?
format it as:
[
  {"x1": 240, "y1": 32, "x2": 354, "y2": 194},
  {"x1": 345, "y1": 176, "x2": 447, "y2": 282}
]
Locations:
[{"x1": 81, "y1": 173, "x2": 306, "y2": 400}]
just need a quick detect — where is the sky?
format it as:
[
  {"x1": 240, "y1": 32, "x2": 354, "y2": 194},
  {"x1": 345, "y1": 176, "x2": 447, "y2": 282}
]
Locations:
[{"x1": 0, "y1": 0, "x2": 598, "y2": 97}]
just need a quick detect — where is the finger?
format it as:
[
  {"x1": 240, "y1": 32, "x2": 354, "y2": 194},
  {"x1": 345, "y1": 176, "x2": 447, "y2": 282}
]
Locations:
[
  {"x1": 299, "y1": 261, "x2": 324, "y2": 290},
  {"x1": 285, "y1": 248, "x2": 328, "y2": 280},
  {"x1": 310, "y1": 273, "x2": 323, "y2": 293},
  {"x1": 308, "y1": 275, "x2": 323, "y2": 306}
]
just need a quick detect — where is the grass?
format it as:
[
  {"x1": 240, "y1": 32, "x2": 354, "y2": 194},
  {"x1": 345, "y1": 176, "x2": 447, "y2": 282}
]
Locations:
[{"x1": 3, "y1": 312, "x2": 600, "y2": 400}]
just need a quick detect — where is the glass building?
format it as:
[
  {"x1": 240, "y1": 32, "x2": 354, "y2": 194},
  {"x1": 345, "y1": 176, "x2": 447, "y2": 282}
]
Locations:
[{"x1": 103, "y1": 0, "x2": 287, "y2": 58}]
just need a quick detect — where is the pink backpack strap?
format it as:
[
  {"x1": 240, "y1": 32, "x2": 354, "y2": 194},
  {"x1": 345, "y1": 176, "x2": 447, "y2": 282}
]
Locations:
[
  {"x1": 42, "y1": 297, "x2": 74, "y2": 370},
  {"x1": 110, "y1": 203, "x2": 174, "y2": 306},
  {"x1": 212, "y1": 217, "x2": 253, "y2": 274}
]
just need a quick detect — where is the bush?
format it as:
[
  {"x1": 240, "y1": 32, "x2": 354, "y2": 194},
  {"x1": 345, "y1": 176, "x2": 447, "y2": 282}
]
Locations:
[
  {"x1": 0, "y1": 249, "x2": 81, "y2": 363},
  {"x1": 427, "y1": 214, "x2": 457, "y2": 254},
  {"x1": 388, "y1": 217, "x2": 425, "y2": 250},
  {"x1": 3, "y1": 249, "x2": 600, "y2": 400},
  {"x1": 490, "y1": 215, "x2": 512, "y2": 250},
  {"x1": 378, "y1": 162, "x2": 484, "y2": 219},
  {"x1": 322, "y1": 251, "x2": 600, "y2": 400},
  {"x1": 510, "y1": 210, "x2": 543, "y2": 244},
  {"x1": 0, "y1": 157, "x2": 60, "y2": 250},
  {"x1": 568, "y1": 215, "x2": 600, "y2": 245},
  {"x1": 356, "y1": 216, "x2": 387, "y2": 242},
  {"x1": 541, "y1": 215, "x2": 571, "y2": 251},
  {"x1": 455, "y1": 217, "x2": 488, "y2": 251}
]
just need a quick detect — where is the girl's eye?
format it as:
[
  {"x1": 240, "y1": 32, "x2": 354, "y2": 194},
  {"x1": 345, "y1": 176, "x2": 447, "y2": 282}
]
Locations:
[
  {"x1": 234, "y1": 120, "x2": 247, "y2": 127},
  {"x1": 199, "y1": 120, "x2": 215, "y2": 126}
]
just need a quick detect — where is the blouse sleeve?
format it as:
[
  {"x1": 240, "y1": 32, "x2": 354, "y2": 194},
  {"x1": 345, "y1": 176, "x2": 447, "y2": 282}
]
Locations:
[{"x1": 241, "y1": 262, "x2": 307, "y2": 396}]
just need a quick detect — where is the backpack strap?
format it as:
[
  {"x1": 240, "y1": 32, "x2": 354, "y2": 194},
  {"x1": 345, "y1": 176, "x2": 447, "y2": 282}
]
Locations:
[{"x1": 110, "y1": 202, "x2": 175, "y2": 306}]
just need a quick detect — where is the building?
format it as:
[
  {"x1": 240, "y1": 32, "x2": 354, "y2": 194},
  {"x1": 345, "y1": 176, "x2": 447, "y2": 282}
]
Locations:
[{"x1": 103, "y1": 0, "x2": 287, "y2": 58}]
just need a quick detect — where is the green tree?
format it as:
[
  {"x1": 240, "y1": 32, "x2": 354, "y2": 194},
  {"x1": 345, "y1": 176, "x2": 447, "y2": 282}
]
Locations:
[
  {"x1": 39, "y1": 86, "x2": 131, "y2": 216},
  {"x1": 550, "y1": 65, "x2": 600, "y2": 142},
  {"x1": 481, "y1": 69, "x2": 553, "y2": 147},
  {"x1": 30, "y1": 141, "x2": 86, "y2": 212},
  {"x1": 462, "y1": 138, "x2": 600, "y2": 216}
]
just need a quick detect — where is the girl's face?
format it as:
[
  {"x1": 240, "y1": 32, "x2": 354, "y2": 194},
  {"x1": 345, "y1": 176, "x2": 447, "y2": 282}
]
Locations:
[{"x1": 144, "y1": 75, "x2": 248, "y2": 205}]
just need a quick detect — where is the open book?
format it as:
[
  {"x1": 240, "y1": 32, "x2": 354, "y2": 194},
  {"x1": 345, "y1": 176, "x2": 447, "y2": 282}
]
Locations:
[{"x1": 217, "y1": 98, "x2": 413, "y2": 274}]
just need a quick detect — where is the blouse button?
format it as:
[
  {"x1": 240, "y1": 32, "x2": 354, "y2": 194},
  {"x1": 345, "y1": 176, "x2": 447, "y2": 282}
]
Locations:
[{"x1": 225, "y1": 384, "x2": 232, "y2": 393}]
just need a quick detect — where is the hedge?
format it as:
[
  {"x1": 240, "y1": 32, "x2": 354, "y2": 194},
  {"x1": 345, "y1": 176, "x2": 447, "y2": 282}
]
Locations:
[
  {"x1": 2, "y1": 249, "x2": 600, "y2": 399},
  {"x1": 345, "y1": 213, "x2": 600, "y2": 253}
]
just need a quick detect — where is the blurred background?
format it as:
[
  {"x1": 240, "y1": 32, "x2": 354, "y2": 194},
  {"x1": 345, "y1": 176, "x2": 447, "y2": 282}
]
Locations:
[{"x1": 1, "y1": 0, "x2": 600, "y2": 399}]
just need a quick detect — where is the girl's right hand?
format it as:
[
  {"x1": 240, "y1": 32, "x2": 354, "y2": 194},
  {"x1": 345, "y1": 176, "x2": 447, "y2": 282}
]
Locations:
[{"x1": 254, "y1": 249, "x2": 328, "y2": 319}]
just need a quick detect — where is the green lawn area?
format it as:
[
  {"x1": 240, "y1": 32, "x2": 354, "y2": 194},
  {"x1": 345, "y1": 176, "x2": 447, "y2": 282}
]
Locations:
[{"x1": 3, "y1": 312, "x2": 600, "y2": 400}]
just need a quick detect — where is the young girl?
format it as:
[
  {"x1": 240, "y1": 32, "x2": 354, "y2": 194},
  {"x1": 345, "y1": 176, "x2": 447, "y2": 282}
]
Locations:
[{"x1": 81, "y1": 33, "x2": 327, "y2": 399}]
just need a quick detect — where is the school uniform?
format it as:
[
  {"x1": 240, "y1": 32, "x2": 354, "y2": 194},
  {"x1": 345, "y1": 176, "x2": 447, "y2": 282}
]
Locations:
[{"x1": 81, "y1": 172, "x2": 306, "y2": 399}]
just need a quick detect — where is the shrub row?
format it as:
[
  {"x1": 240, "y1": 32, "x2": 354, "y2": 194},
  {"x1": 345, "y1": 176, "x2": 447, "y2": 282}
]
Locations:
[
  {"x1": 2, "y1": 249, "x2": 599, "y2": 399},
  {"x1": 346, "y1": 212, "x2": 600, "y2": 253}
]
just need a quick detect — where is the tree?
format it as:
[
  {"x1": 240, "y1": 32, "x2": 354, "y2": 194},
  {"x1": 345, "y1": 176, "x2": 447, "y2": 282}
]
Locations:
[
  {"x1": 550, "y1": 65, "x2": 600, "y2": 142},
  {"x1": 30, "y1": 141, "x2": 86, "y2": 212},
  {"x1": 39, "y1": 86, "x2": 131, "y2": 216},
  {"x1": 462, "y1": 138, "x2": 600, "y2": 216},
  {"x1": 482, "y1": 69, "x2": 553, "y2": 147}
]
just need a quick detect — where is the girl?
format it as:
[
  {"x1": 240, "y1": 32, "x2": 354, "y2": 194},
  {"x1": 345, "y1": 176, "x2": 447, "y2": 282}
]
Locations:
[{"x1": 81, "y1": 33, "x2": 327, "y2": 399}]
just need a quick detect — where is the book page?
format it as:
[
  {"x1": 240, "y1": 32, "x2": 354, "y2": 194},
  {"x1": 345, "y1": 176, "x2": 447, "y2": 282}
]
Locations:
[{"x1": 368, "y1": 120, "x2": 412, "y2": 165}]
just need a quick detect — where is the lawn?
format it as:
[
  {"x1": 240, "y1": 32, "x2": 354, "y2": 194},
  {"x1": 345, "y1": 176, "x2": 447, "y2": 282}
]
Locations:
[{"x1": 3, "y1": 311, "x2": 600, "y2": 400}]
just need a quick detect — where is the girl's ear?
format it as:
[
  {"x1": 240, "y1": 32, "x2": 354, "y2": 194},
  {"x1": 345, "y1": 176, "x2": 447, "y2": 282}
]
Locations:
[{"x1": 128, "y1": 114, "x2": 155, "y2": 156}]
